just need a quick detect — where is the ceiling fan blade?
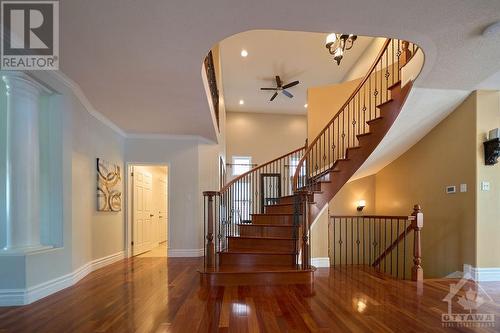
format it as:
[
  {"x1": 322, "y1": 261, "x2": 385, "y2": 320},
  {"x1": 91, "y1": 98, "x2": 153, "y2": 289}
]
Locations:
[
  {"x1": 282, "y1": 90, "x2": 293, "y2": 98},
  {"x1": 270, "y1": 92, "x2": 278, "y2": 101},
  {"x1": 275, "y1": 75, "x2": 282, "y2": 87},
  {"x1": 282, "y1": 80, "x2": 300, "y2": 89},
  {"x1": 260, "y1": 87, "x2": 278, "y2": 90}
]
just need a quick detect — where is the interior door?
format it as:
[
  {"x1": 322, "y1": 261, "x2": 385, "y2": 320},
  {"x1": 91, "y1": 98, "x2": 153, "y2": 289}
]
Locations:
[
  {"x1": 158, "y1": 178, "x2": 167, "y2": 244},
  {"x1": 132, "y1": 168, "x2": 154, "y2": 256},
  {"x1": 260, "y1": 173, "x2": 281, "y2": 213}
]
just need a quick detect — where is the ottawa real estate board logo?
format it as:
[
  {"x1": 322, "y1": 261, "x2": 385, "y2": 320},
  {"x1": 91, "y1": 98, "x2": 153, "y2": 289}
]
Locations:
[{"x1": 1, "y1": 1, "x2": 59, "y2": 70}]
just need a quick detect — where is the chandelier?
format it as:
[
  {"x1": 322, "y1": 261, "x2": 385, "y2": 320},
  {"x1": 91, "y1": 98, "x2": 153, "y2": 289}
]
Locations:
[{"x1": 325, "y1": 33, "x2": 357, "y2": 65}]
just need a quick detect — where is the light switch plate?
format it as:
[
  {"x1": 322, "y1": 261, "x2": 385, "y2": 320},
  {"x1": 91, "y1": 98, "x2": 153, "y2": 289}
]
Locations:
[
  {"x1": 446, "y1": 186, "x2": 456, "y2": 194},
  {"x1": 481, "y1": 181, "x2": 490, "y2": 191},
  {"x1": 460, "y1": 184, "x2": 467, "y2": 192}
]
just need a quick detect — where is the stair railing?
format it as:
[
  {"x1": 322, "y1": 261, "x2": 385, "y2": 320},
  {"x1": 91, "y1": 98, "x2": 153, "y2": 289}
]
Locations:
[
  {"x1": 292, "y1": 39, "x2": 418, "y2": 192},
  {"x1": 329, "y1": 205, "x2": 423, "y2": 281},
  {"x1": 203, "y1": 145, "x2": 306, "y2": 269}
]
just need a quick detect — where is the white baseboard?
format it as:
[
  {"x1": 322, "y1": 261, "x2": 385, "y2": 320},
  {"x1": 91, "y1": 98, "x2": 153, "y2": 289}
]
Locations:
[
  {"x1": 0, "y1": 251, "x2": 124, "y2": 306},
  {"x1": 168, "y1": 248, "x2": 203, "y2": 257},
  {"x1": 312, "y1": 257, "x2": 330, "y2": 268},
  {"x1": 464, "y1": 264, "x2": 500, "y2": 282}
]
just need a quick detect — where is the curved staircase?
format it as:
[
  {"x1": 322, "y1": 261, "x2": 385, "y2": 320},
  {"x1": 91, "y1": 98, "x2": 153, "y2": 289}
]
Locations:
[{"x1": 200, "y1": 39, "x2": 421, "y2": 286}]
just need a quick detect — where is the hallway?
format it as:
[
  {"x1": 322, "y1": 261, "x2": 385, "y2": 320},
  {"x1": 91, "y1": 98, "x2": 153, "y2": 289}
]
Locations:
[{"x1": 0, "y1": 258, "x2": 498, "y2": 332}]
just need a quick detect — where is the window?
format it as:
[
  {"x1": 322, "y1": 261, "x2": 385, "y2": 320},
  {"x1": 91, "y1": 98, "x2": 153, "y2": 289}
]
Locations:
[{"x1": 232, "y1": 156, "x2": 252, "y2": 176}]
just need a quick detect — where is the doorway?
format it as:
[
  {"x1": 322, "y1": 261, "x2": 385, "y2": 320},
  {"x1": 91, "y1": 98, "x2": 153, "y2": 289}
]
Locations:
[{"x1": 128, "y1": 165, "x2": 169, "y2": 257}]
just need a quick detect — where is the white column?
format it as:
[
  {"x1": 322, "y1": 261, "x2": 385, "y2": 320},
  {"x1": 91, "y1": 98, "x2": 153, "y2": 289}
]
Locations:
[{"x1": 2, "y1": 72, "x2": 46, "y2": 252}]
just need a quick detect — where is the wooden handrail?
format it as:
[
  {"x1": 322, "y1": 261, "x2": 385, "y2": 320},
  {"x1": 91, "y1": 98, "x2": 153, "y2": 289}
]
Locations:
[
  {"x1": 220, "y1": 144, "x2": 306, "y2": 193},
  {"x1": 330, "y1": 215, "x2": 415, "y2": 220},
  {"x1": 292, "y1": 39, "x2": 391, "y2": 191}
]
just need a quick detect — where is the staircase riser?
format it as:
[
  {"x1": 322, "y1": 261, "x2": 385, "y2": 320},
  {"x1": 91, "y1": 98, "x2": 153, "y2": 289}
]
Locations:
[
  {"x1": 219, "y1": 253, "x2": 296, "y2": 266},
  {"x1": 252, "y1": 215, "x2": 295, "y2": 225},
  {"x1": 228, "y1": 238, "x2": 296, "y2": 252},
  {"x1": 239, "y1": 225, "x2": 297, "y2": 238},
  {"x1": 265, "y1": 205, "x2": 294, "y2": 214},
  {"x1": 278, "y1": 196, "x2": 294, "y2": 205}
]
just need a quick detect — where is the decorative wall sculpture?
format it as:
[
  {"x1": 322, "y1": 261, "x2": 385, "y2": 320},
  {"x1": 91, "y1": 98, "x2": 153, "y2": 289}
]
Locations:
[{"x1": 97, "y1": 158, "x2": 122, "y2": 212}]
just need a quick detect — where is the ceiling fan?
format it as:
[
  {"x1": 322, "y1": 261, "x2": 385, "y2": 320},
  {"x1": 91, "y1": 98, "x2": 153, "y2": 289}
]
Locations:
[{"x1": 260, "y1": 76, "x2": 300, "y2": 101}]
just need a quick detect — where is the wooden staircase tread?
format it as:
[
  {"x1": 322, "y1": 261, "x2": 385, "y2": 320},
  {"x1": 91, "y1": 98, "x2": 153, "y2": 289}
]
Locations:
[
  {"x1": 347, "y1": 146, "x2": 362, "y2": 150},
  {"x1": 356, "y1": 132, "x2": 372, "y2": 138},
  {"x1": 237, "y1": 223, "x2": 297, "y2": 227},
  {"x1": 204, "y1": 265, "x2": 314, "y2": 274},
  {"x1": 220, "y1": 249, "x2": 297, "y2": 255},
  {"x1": 251, "y1": 213, "x2": 295, "y2": 216},
  {"x1": 227, "y1": 236, "x2": 296, "y2": 240},
  {"x1": 376, "y1": 98, "x2": 394, "y2": 108},
  {"x1": 366, "y1": 117, "x2": 384, "y2": 124},
  {"x1": 387, "y1": 80, "x2": 401, "y2": 90},
  {"x1": 264, "y1": 203, "x2": 293, "y2": 207}
]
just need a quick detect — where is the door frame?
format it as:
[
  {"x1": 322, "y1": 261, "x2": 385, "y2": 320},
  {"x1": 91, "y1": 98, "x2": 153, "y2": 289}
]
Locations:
[{"x1": 125, "y1": 162, "x2": 171, "y2": 258}]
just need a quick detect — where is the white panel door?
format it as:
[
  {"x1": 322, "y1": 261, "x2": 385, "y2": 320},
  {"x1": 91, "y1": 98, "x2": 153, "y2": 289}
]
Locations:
[
  {"x1": 158, "y1": 178, "x2": 167, "y2": 244},
  {"x1": 133, "y1": 168, "x2": 154, "y2": 256}
]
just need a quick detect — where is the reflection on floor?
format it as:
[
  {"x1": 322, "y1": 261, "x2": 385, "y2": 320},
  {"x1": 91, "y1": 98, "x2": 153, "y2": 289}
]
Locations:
[
  {"x1": 137, "y1": 242, "x2": 168, "y2": 258},
  {"x1": 1, "y1": 257, "x2": 499, "y2": 332}
]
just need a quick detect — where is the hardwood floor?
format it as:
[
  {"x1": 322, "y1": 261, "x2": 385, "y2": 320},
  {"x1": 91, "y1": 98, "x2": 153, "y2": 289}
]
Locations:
[{"x1": 0, "y1": 257, "x2": 499, "y2": 332}]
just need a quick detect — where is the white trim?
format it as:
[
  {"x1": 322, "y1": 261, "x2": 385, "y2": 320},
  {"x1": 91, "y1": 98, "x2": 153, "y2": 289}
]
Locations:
[
  {"x1": 50, "y1": 71, "x2": 126, "y2": 137},
  {"x1": 168, "y1": 248, "x2": 203, "y2": 257},
  {"x1": 311, "y1": 257, "x2": 330, "y2": 268},
  {"x1": 0, "y1": 251, "x2": 124, "y2": 306},
  {"x1": 463, "y1": 264, "x2": 500, "y2": 282}
]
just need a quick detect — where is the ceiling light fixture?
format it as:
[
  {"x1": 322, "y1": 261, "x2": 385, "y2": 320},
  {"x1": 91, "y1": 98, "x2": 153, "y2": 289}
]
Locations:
[
  {"x1": 325, "y1": 33, "x2": 357, "y2": 65},
  {"x1": 304, "y1": 104, "x2": 308, "y2": 108},
  {"x1": 240, "y1": 49, "x2": 248, "y2": 57},
  {"x1": 239, "y1": 99, "x2": 244, "y2": 105}
]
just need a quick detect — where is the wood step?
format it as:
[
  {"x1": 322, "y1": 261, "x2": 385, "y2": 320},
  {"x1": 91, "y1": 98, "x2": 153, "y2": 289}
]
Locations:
[
  {"x1": 387, "y1": 80, "x2": 401, "y2": 90},
  {"x1": 227, "y1": 236, "x2": 296, "y2": 252},
  {"x1": 238, "y1": 224, "x2": 297, "y2": 238},
  {"x1": 251, "y1": 213, "x2": 295, "y2": 225},
  {"x1": 376, "y1": 98, "x2": 394, "y2": 108},
  {"x1": 219, "y1": 250, "x2": 297, "y2": 266},
  {"x1": 277, "y1": 195, "x2": 295, "y2": 205},
  {"x1": 265, "y1": 203, "x2": 294, "y2": 214},
  {"x1": 366, "y1": 116, "x2": 384, "y2": 125},
  {"x1": 199, "y1": 266, "x2": 314, "y2": 286}
]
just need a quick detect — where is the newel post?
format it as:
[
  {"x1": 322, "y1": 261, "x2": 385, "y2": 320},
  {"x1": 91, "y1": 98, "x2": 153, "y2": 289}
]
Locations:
[
  {"x1": 411, "y1": 204, "x2": 423, "y2": 282},
  {"x1": 299, "y1": 190, "x2": 312, "y2": 269},
  {"x1": 400, "y1": 41, "x2": 411, "y2": 67},
  {"x1": 203, "y1": 191, "x2": 217, "y2": 269}
]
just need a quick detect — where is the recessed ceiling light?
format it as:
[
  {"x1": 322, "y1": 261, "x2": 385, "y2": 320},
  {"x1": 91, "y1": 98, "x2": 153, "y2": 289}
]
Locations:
[
  {"x1": 239, "y1": 99, "x2": 245, "y2": 105},
  {"x1": 240, "y1": 49, "x2": 248, "y2": 57},
  {"x1": 304, "y1": 103, "x2": 308, "y2": 108}
]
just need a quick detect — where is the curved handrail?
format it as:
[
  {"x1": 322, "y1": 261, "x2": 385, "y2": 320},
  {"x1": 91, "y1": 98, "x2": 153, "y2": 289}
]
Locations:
[
  {"x1": 220, "y1": 145, "x2": 306, "y2": 193},
  {"x1": 292, "y1": 39, "x2": 419, "y2": 191}
]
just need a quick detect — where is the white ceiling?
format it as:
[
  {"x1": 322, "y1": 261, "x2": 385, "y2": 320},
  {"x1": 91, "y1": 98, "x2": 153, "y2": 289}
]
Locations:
[
  {"x1": 57, "y1": 0, "x2": 500, "y2": 141},
  {"x1": 220, "y1": 30, "x2": 374, "y2": 115}
]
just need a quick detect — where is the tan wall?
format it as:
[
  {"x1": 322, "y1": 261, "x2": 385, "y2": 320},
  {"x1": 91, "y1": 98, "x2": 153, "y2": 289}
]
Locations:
[
  {"x1": 375, "y1": 93, "x2": 477, "y2": 278},
  {"x1": 311, "y1": 175, "x2": 376, "y2": 258},
  {"x1": 307, "y1": 79, "x2": 361, "y2": 142},
  {"x1": 475, "y1": 91, "x2": 500, "y2": 267},
  {"x1": 226, "y1": 112, "x2": 307, "y2": 168}
]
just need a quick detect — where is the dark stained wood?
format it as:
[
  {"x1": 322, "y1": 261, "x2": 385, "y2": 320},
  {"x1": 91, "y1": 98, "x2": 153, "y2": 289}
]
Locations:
[{"x1": 1, "y1": 258, "x2": 498, "y2": 332}]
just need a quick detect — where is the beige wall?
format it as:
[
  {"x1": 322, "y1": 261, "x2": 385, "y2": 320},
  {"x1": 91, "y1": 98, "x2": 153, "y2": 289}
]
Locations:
[
  {"x1": 226, "y1": 112, "x2": 307, "y2": 168},
  {"x1": 475, "y1": 91, "x2": 500, "y2": 267},
  {"x1": 375, "y1": 93, "x2": 477, "y2": 278},
  {"x1": 311, "y1": 175, "x2": 376, "y2": 258},
  {"x1": 307, "y1": 79, "x2": 361, "y2": 143}
]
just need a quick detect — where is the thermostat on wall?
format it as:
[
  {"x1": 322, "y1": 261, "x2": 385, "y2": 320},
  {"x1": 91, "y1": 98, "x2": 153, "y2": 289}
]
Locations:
[{"x1": 446, "y1": 186, "x2": 456, "y2": 194}]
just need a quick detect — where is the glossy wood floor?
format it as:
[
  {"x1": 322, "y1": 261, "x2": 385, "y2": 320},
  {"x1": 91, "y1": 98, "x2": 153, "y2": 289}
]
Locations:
[{"x1": 0, "y1": 257, "x2": 499, "y2": 332}]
